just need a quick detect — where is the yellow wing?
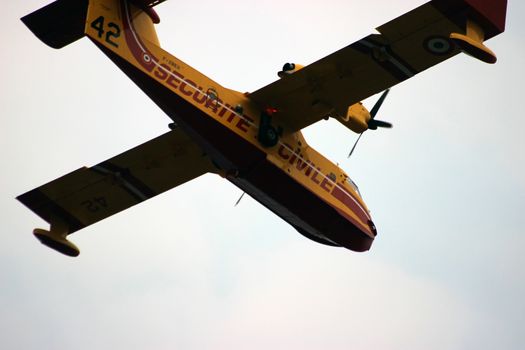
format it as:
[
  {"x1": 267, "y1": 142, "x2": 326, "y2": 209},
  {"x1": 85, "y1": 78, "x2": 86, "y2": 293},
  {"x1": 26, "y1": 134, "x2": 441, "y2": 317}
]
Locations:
[
  {"x1": 249, "y1": 0, "x2": 507, "y2": 133},
  {"x1": 18, "y1": 128, "x2": 214, "y2": 238}
]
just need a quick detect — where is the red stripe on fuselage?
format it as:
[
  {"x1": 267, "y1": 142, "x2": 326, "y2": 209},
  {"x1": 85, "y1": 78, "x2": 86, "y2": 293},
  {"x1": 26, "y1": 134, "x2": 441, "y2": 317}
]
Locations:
[
  {"x1": 121, "y1": 0, "x2": 158, "y2": 72},
  {"x1": 331, "y1": 186, "x2": 371, "y2": 227},
  {"x1": 276, "y1": 143, "x2": 371, "y2": 226}
]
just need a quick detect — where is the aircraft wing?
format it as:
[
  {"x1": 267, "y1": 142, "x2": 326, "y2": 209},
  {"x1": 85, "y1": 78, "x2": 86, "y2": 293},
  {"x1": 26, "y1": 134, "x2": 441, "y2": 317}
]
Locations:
[
  {"x1": 249, "y1": 0, "x2": 507, "y2": 132},
  {"x1": 17, "y1": 128, "x2": 214, "y2": 235}
]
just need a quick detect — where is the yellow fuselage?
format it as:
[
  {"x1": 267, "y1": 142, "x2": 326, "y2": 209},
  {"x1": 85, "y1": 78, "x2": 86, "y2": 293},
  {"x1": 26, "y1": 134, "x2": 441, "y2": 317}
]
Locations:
[{"x1": 86, "y1": 0, "x2": 376, "y2": 250}]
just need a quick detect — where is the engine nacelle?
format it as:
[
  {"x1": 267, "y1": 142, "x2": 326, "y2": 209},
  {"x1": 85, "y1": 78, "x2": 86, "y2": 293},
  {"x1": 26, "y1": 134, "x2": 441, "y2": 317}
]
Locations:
[
  {"x1": 336, "y1": 102, "x2": 371, "y2": 133},
  {"x1": 278, "y1": 63, "x2": 304, "y2": 77}
]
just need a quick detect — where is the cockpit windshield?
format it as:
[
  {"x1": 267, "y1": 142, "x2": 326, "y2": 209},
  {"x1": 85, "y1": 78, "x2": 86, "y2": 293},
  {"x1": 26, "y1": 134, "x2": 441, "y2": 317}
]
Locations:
[{"x1": 346, "y1": 177, "x2": 362, "y2": 197}]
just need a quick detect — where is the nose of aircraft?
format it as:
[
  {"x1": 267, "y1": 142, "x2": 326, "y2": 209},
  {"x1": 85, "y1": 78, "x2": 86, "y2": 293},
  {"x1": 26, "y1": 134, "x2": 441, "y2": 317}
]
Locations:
[{"x1": 368, "y1": 220, "x2": 377, "y2": 237}]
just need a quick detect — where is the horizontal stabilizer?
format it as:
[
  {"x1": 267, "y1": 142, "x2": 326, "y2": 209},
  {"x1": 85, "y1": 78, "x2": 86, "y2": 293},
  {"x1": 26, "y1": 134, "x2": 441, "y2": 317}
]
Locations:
[{"x1": 21, "y1": 0, "x2": 88, "y2": 49}]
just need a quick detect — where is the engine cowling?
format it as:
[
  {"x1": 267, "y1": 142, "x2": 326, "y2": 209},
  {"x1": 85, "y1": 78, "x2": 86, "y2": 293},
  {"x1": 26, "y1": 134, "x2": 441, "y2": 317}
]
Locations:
[{"x1": 336, "y1": 102, "x2": 371, "y2": 133}]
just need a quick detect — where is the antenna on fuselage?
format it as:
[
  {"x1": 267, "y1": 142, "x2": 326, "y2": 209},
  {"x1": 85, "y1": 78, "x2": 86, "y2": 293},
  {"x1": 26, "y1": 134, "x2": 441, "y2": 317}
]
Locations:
[{"x1": 234, "y1": 192, "x2": 246, "y2": 207}]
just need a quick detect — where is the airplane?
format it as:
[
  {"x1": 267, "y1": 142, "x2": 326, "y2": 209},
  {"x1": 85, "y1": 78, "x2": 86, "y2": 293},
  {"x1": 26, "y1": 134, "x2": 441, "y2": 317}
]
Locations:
[{"x1": 17, "y1": 0, "x2": 508, "y2": 257}]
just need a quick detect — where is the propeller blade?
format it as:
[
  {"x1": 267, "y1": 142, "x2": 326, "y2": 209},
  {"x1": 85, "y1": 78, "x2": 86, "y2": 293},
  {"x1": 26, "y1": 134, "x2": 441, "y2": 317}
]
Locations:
[
  {"x1": 348, "y1": 133, "x2": 364, "y2": 158},
  {"x1": 370, "y1": 89, "x2": 390, "y2": 119},
  {"x1": 368, "y1": 119, "x2": 393, "y2": 130},
  {"x1": 348, "y1": 89, "x2": 392, "y2": 159}
]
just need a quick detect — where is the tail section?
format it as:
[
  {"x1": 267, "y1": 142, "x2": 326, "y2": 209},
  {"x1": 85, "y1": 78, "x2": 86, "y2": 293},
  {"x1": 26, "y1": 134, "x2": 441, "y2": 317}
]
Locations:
[
  {"x1": 21, "y1": 0, "x2": 89, "y2": 49},
  {"x1": 21, "y1": 0, "x2": 162, "y2": 49}
]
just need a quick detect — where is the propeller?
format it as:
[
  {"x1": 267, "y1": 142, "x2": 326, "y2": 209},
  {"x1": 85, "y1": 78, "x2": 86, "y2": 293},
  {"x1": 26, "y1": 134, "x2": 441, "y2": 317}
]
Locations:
[{"x1": 348, "y1": 89, "x2": 392, "y2": 158}]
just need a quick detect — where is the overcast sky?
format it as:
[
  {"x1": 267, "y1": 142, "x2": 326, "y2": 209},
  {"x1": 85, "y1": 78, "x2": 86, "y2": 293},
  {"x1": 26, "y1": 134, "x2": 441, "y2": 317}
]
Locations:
[{"x1": 1, "y1": 1, "x2": 524, "y2": 349}]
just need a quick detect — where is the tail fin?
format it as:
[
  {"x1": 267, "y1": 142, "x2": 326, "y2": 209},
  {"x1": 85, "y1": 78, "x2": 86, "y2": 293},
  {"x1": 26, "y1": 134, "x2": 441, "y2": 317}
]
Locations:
[{"x1": 21, "y1": 0, "x2": 89, "y2": 49}]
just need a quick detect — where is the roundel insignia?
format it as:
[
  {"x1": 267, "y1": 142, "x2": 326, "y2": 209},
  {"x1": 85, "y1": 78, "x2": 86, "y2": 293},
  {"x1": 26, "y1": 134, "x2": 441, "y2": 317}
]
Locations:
[
  {"x1": 143, "y1": 53, "x2": 151, "y2": 63},
  {"x1": 424, "y1": 36, "x2": 454, "y2": 55}
]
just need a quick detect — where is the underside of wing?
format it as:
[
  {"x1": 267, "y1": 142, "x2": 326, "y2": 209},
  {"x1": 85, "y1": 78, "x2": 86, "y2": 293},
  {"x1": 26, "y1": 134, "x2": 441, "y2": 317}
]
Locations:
[
  {"x1": 17, "y1": 128, "x2": 215, "y2": 256},
  {"x1": 249, "y1": 0, "x2": 507, "y2": 133}
]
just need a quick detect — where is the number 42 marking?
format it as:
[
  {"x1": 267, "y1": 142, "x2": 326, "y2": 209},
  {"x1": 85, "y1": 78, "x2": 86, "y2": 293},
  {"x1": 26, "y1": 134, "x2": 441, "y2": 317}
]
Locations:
[
  {"x1": 90, "y1": 16, "x2": 121, "y2": 48},
  {"x1": 81, "y1": 197, "x2": 108, "y2": 213}
]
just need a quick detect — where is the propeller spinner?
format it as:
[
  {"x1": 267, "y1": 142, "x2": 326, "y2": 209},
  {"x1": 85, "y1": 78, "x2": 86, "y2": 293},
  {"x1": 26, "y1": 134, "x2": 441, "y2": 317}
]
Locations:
[{"x1": 348, "y1": 89, "x2": 392, "y2": 158}]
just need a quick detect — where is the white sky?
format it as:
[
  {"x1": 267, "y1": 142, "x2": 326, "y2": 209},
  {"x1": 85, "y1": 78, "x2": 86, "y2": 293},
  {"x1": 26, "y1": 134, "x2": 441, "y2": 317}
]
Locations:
[{"x1": 1, "y1": 0, "x2": 524, "y2": 349}]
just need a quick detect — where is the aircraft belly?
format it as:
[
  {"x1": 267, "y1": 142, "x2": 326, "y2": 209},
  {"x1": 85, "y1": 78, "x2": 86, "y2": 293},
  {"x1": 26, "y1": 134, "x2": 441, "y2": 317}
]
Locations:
[{"x1": 232, "y1": 161, "x2": 374, "y2": 252}]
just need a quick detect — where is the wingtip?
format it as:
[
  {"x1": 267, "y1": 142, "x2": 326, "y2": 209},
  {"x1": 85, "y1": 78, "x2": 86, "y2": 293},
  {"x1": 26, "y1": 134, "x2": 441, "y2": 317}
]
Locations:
[{"x1": 33, "y1": 228, "x2": 80, "y2": 257}]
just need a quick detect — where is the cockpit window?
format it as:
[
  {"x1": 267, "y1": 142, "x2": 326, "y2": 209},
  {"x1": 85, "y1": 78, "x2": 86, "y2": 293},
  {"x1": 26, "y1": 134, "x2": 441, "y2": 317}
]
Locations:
[{"x1": 346, "y1": 177, "x2": 361, "y2": 197}]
